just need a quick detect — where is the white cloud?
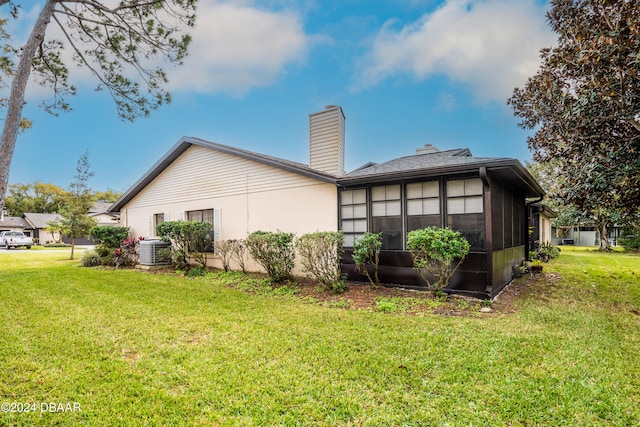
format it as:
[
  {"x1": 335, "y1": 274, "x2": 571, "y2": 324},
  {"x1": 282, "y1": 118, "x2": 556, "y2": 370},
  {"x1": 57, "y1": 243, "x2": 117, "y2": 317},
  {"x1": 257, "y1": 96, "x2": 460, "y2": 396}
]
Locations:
[
  {"x1": 166, "y1": 1, "x2": 310, "y2": 96},
  {"x1": 355, "y1": 0, "x2": 556, "y2": 103}
]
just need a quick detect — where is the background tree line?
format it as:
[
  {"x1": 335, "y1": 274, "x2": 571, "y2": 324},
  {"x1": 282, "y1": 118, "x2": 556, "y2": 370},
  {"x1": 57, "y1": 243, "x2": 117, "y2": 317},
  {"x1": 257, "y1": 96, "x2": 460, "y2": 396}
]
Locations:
[{"x1": 3, "y1": 181, "x2": 121, "y2": 217}]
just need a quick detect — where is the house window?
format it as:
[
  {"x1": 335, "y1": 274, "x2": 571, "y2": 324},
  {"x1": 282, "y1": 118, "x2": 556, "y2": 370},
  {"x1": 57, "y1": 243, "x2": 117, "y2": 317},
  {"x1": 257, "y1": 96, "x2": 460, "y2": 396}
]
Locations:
[
  {"x1": 371, "y1": 184, "x2": 402, "y2": 250},
  {"x1": 186, "y1": 209, "x2": 215, "y2": 252},
  {"x1": 406, "y1": 180, "x2": 441, "y2": 231},
  {"x1": 340, "y1": 189, "x2": 367, "y2": 248},
  {"x1": 153, "y1": 213, "x2": 165, "y2": 234},
  {"x1": 446, "y1": 178, "x2": 485, "y2": 250}
]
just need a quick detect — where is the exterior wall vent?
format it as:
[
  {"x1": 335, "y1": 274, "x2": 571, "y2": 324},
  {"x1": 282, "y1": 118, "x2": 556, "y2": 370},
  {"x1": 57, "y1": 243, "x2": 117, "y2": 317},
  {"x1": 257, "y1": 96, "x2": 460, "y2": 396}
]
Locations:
[
  {"x1": 309, "y1": 105, "x2": 345, "y2": 177},
  {"x1": 416, "y1": 144, "x2": 440, "y2": 155},
  {"x1": 139, "y1": 239, "x2": 171, "y2": 266}
]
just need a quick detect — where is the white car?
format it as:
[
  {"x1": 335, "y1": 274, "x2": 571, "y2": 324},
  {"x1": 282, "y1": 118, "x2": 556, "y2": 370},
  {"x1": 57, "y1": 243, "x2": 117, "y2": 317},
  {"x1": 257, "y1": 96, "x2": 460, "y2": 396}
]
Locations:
[{"x1": 0, "y1": 231, "x2": 33, "y2": 249}]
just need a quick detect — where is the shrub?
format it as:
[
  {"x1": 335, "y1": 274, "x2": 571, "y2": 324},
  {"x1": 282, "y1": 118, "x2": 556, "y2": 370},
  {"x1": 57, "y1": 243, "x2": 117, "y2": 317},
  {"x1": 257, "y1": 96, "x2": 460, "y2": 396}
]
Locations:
[
  {"x1": 406, "y1": 227, "x2": 470, "y2": 291},
  {"x1": 246, "y1": 231, "x2": 295, "y2": 283},
  {"x1": 215, "y1": 239, "x2": 247, "y2": 273},
  {"x1": 186, "y1": 266, "x2": 205, "y2": 277},
  {"x1": 351, "y1": 232, "x2": 382, "y2": 287},
  {"x1": 229, "y1": 239, "x2": 247, "y2": 273},
  {"x1": 297, "y1": 231, "x2": 346, "y2": 293},
  {"x1": 114, "y1": 237, "x2": 144, "y2": 268},
  {"x1": 214, "y1": 240, "x2": 234, "y2": 271},
  {"x1": 156, "y1": 221, "x2": 213, "y2": 268},
  {"x1": 619, "y1": 235, "x2": 640, "y2": 252},
  {"x1": 94, "y1": 244, "x2": 112, "y2": 258},
  {"x1": 90, "y1": 226, "x2": 130, "y2": 248},
  {"x1": 535, "y1": 242, "x2": 560, "y2": 262},
  {"x1": 80, "y1": 250, "x2": 102, "y2": 267}
]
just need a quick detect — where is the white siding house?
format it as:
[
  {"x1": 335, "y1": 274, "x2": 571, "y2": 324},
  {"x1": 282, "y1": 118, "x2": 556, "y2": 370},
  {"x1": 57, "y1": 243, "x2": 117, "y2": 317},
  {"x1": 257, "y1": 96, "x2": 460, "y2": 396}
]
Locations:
[{"x1": 110, "y1": 107, "x2": 344, "y2": 273}]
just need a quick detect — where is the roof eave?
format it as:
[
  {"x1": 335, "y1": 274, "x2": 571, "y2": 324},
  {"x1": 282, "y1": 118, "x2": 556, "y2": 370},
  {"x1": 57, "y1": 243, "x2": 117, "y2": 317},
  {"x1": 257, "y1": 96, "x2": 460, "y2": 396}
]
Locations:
[{"x1": 338, "y1": 159, "x2": 545, "y2": 198}]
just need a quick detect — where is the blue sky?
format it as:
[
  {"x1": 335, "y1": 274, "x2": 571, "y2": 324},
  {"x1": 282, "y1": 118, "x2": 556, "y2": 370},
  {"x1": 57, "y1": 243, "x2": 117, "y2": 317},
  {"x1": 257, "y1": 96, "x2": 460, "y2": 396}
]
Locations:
[{"x1": 6, "y1": 0, "x2": 556, "y2": 193}]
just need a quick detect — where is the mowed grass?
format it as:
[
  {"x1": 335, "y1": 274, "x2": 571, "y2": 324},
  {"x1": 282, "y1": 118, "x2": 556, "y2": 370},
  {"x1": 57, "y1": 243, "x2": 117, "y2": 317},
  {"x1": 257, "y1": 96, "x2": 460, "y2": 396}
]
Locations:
[{"x1": 0, "y1": 248, "x2": 639, "y2": 426}]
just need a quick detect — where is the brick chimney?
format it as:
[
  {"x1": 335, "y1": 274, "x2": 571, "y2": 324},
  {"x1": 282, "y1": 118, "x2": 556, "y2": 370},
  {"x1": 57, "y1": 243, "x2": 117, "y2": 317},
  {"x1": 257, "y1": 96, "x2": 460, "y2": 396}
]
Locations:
[{"x1": 309, "y1": 105, "x2": 345, "y2": 177}]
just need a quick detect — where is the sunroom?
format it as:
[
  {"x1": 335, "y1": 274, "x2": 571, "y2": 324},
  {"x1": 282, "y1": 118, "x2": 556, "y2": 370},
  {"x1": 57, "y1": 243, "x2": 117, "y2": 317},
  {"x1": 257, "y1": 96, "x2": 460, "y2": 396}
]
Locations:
[{"x1": 337, "y1": 147, "x2": 543, "y2": 299}]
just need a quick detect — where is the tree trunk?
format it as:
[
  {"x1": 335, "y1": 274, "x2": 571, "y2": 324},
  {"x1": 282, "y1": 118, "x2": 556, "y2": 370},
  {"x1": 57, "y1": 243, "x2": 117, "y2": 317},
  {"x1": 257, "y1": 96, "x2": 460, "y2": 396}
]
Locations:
[
  {"x1": 598, "y1": 222, "x2": 611, "y2": 251},
  {"x1": 70, "y1": 236, "x2": 75, "y2": 260},
  {"x1": 0, "y1": 1, "x2": 55, "y2": 212}
]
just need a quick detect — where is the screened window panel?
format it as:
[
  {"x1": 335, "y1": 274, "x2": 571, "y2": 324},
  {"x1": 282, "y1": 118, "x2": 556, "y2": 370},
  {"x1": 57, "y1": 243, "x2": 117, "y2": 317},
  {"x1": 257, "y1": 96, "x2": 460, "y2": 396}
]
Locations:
[
  {"x1": 447, "y1": 180, "x2": 465, "y2": 197},
  {"x1": 447, "y1": 213, "x2": 485, "y2": 250},
  {"x1": 342, "y1": 190, "x2": 354, "y2": 205},
  {"x1": 406, "y1": 182, "x2": 423, "y2": 199},
  {"x1": 386, "y1": 185, "x2": 401, "y2": 200},
  {"x1": 407, "y1": 199, "x2": 423, "y2": 216},
  {"x1": 372, "y1": 202, "x2": 386, "y2": 217},
  {"x1": 341, "y1": 188, "x2": 368, "y2": 248},
  {"x1": 371, "y1": 186, "x2": 387, "y2": 201},
  {"x1": 465, "y1": 196, "x2": 484, "y2": 213},
  {"x1": 353, "y1": 204, "x2": 367, "y2": 218},
  {"x1": 423, "y1": 181, "x2": 439, "y2": 197},
  {"x1": 407, "y1": 215, "x2": 440, "y2": 232},
  {"x1": 353, "y1": 189, "x2": 366, "y2": 204},
  {"x1": 342, "y1": 205, "x2": 354, "y2": 219},
  {"x1": 447, "y1": 198, "x2": 465, "y2": 214},
  {"x1": 423, "y1": 198, "x2": 440, "y2": 215},
  {"x1": 372, "y1": 217, "x2": 403, "y2": 250},
  {"x1": 372, "y1": 185, "x2": 400, "y2": 201},
  {"x1": 342, "y1": 220, "x2": 355, "y2": 233},
  {"x1": 387, "y1": 200, "x2": 401, "y2": 216},
  {"x1": 344, "y1": 234, "x2": 356, "y2": 248},
  {"x1": 353, "y1": 219, "x2": 367, "y2": 232},
  {"x1": 342, "y1": 203, "x2": 367, "y2": 219},
  {"x1": 465, "y1": 179, "x2": 483, "y2": 195}
]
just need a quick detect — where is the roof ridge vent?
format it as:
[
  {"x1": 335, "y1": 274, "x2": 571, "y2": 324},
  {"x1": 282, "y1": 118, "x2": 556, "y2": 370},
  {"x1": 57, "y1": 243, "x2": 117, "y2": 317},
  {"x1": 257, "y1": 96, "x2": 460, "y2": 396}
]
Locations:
[{"x1": 416, "y1": 144, "x2": 440, "y2": 155}]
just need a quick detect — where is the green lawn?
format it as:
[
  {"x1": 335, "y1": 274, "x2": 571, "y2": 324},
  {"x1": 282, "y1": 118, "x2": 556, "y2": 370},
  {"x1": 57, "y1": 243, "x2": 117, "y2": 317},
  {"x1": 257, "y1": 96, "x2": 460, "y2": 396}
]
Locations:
[{"x1": 0, "y1": 247, "x2": 639, "y2": 426}]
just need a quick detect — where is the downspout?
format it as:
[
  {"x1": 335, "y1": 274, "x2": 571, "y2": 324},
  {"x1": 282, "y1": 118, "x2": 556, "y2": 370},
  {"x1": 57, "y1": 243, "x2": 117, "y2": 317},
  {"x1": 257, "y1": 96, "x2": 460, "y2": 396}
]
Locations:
[{"x1": 479, "y1": 167, "x2": 492, "y2": 297}]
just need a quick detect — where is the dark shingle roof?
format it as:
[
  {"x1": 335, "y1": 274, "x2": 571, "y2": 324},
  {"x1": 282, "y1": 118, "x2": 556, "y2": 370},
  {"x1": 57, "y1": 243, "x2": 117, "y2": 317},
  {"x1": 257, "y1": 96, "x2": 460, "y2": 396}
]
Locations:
[
  {"x1": 23, "y1": 213, "x2": 63, "y2": 229},
  {"x1": 339, "y1": 148, "x2": 544, "y2": 197},
  {"x1": 0, "y1": 216, "x2": 30, "y2": 229}
]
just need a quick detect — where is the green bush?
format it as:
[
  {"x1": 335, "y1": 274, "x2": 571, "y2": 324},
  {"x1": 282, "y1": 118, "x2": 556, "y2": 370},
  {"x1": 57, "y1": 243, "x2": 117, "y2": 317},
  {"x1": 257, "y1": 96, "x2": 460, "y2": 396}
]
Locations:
[
  {"x1": 619, "y1": 235, "x2": 640, "y2": 252},
  {"x1": 297, "y1": 231, "x2": 346, "y2": 293},
  {"x1": 535, "y1": 242, "x2": 560, "y2": 262},
  {"x1": 80, "y1": 250, "x2": 102, "y2": 267},
  {"x1": 351, "y1": 232, "x2": 382, "y2": 287},
  {"x1": 246, "y1": 231, "x2": 295, "y2": 283},
  {"x1": 93, "y1": 244, "x2": 111, "y2": 258},
  {"x1": 406, "y1": 227, "x2": 470, "y2": 291},
  {"x1": 90, "y1": 226, "x2": 130, "y2": 248},
  {"x1": 186, "y1": 266, "x2": 205, "y2": 277},
  {"x1": 156, "y1": 221, "x2": 213, "y2": 268}
]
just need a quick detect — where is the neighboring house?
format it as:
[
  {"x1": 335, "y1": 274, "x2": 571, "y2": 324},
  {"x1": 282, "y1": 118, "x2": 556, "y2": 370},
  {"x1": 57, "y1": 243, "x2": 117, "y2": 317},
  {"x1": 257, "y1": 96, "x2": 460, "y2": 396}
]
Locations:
[
  {"x1": 89, "y1": 202, "x2": 120, "y2": 227},
  {"x1": 529, "y1": 203, "x2": 556, "y2": 251},
  {"x1": 23, "y1": 213, "x2": 63, "y2": 243},
  {"x1": 110, "y1": 106, "x2": 544, "y2": 299},
  {"x1": 0, "y1": 215, "x2": 31, "y2": 235},
  {"x1": 551, "y1": 223, "x2": 622, "y2": 247}
]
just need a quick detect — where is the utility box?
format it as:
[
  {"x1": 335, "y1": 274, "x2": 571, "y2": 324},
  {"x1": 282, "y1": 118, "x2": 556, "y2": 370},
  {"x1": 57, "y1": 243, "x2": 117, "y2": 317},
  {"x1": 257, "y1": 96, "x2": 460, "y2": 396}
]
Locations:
[{"x1": 139, "y1": 239, "x2": 171, "y2": 266}]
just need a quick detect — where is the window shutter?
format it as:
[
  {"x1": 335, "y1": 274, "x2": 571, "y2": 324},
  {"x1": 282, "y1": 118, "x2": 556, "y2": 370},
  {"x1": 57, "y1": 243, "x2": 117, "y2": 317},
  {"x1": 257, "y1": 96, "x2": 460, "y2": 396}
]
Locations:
[
  {"x1": 213, "y1": 208, "x2": 221, "y2": 243},
  {"x1": 148, "y1": 215, "x2": 153, "y2": 237}
]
